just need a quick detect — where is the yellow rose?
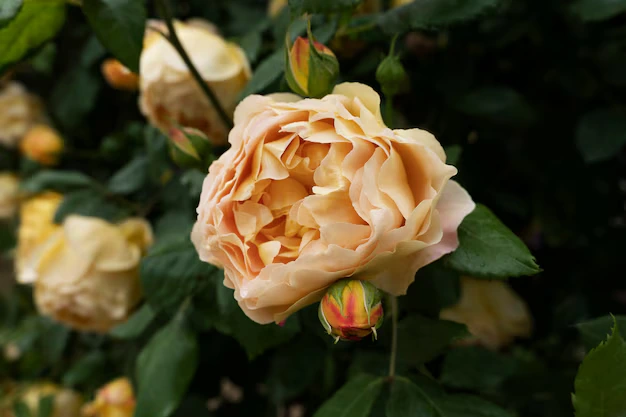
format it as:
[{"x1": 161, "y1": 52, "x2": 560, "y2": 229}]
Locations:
[
  {"x1": 15, "y1": 192, "x2": 63, "y2": 278},
  {"x1": 17, "y1": 214, "x2": 153, "y2": 332},
  {"x1": 20, "y1": 124, "x2": 64, "y2": 166},
  {"x1": 14, "y1": 383, "x2": 82, "y2": 417},
  {"x1": 0, "y1": 82, "x2": 45, "y2": 148},
  {"x1": 440, "y1": 277, "x2": 533, "y2": 350},
  {"x1": 82, "y1": 378, "x2": 135, "y2": 417},
  {"x1": 192, "y1": 82, "x2": 475, "y2": 324},
  {"x1": 0, "y1": 173, "x2": 19, "y2": 219},
  {"x1": 139, "y1": 19, "x2": 251, "y2": 144}
]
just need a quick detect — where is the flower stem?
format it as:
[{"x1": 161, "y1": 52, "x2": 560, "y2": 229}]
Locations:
[
  {"x1": 388, "y1": 295, "x2": 398, "y2": 379},
  {"x1": 154, "y1": 0, "x2": 234, "y2": 131}
]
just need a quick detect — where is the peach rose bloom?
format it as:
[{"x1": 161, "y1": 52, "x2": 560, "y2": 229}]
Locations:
[
  {"x1": 192, "y1": 82, "x2": 475, "y2": 324},
  {"x1": 139, "y1": 19, "x2": 251, "y2": 144},
  {"x1": 440, "y1": 277, "x2": 533, "y2": 350},
  {"x1": 0, "y1": 82, "x2": 45, "y2": 148},
  {"x1": 17, "y1": 211, "x2": 153, "y2": 332},
  {"x1": 82, "y1": 378, "x2": 135, "y2": 417}
]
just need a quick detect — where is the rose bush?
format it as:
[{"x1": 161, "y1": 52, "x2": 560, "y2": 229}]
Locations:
[
  {"x1": 192, "y1": 82, "x2": 474, "y2": 323},
  {"x1": 0, "y1": 0, "x2": 623, "y2": 416}
]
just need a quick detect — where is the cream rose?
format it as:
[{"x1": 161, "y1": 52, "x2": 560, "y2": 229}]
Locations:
[
  {"x1": 17, "y1": 211, "x2": 153, "y2": 332},
  {"x1": 0, "y1": 82, "x2": 45, "y2": 148},
  {"x1": 192, "y1": 82, "x2": 475, "y2": 324},
  {"x1": 139, "y1": 19, "x2": 251, "y2": 144},
  {"x1": 440, "y1": 277, "x2": 533, "y2": 350},
  {"x1": 0, "y1": 173, "x2": 19, "y2": 218}
]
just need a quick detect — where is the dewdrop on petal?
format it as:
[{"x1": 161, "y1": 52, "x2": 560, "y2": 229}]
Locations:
[{"x1": 318, "y1": 279, "x2": 384, "y2": 342}]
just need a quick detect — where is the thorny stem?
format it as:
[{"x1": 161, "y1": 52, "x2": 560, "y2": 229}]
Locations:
[
  {"x1": 388, "y1": 295, "x2": 398, "y2": 379},
  {"x1": 155, "y1": 0, "x2": 234, "y2": 131}
]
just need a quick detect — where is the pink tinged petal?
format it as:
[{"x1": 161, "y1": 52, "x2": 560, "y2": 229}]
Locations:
[
  {"x1": 320, "y1": 223, "x2": 371, "y2": 249},
  {"x1": 427, "y1": 180, "x2": 475, "y2": 258}
]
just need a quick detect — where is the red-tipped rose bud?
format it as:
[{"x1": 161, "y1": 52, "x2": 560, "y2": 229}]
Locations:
[
  {"x1": 168, "y1": 126, "x2": 213, "y2": 168},
  {"x1": 318, "y1": 279, "x2": 384, "y2": 342},
  {"x1": 286, "y1": 36, "x2": 339, "y2": 98}
]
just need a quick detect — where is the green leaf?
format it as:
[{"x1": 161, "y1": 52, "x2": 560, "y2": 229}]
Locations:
[
  {"x1": 575, "y1": 108, "x2": 626, "y2": 163},
  {"x1": 378, "y1": 0, "x2": 500, "y2": 34},
  {"x1": 443, "y1": 204, "x2": 541, "y2": 278},
  {"x1": 239, "y1": 49, "x2": 285, "y2": 99},
  {"x1": 239, "y1": 30, "x2": 262, "y2": 64},
  {"x1": 440, "y1": 346, "x2": 520, "y2": 392},
  {"x1": 404, "y1": 262, "x2": 460, "y2": 316},
  {"x1": 576, "y1": 315, "x2": 626, "y2": 351},
  {"x1": 455, "y1": 86, "x2": 535, "y2": 126},
  {"x1": 388, "y1": 376, "x2": 514, "y2": 417},
  {"x1": 570, "y1": 0, "x2": 626, "y2": 21},
  {"x1": 108, "y1": 156, "x2": 149, "y2": 195},
  {"x1": 13, "y1": 401, "x2": 31, "y2": 417},
  {"x1": 54, "y1": 189, "x2": 129, "y2": 224},
  {"x1": 50, "y1": 67, "x2": 101, "y2": 130},
  {"x1": 0, "y1": 223, "x2": 16, "y2": 253},
  {"x1": 0, "y1": 0, "x2": 66, "y2": 75},
  {"x1": 573, "y1": 319, "x2": 626, "y2": 417},
  {"x1": 288, "y1": 0, "x2": 363, "y2": 15},
  {"x1": 37, "y1": 395, "x2": 54, "y2": 417},
  {"x1": 135, "y1": 320, "x2": 199, "y2": 417},
  {"x1": 62, "y1": 351, "x2": 107, "y2": 387},
  {"x1": 397, "y1": 315, "x2": 469, "y2": 365},
  {"x1": 109, "y1": 304, "x2": 155, "y2": 339},
  {"x1": 141, "y1": 236, "x2": 216, "y2": 314},
  {"x1": 20, "y1": 170, "x2": 96, "y2": 194},
  {"x1": 0, "y1": 0, "x2": 22, "y2": 29},
  {"x1": 214, "y1": 284, "x2": 301, "y2": 360},
  {"x1": 268, "y1": 337, "x2": 326, "y2": 402},
  {"x1": 82, "y1": 0, "x2": 146, "y2": 72},
  {"x1": 313, "y1": 374, "x2": 384, "y2": 417},
  {"x1": 110, "y1": 304, "x2": 155, "y2": 339}
]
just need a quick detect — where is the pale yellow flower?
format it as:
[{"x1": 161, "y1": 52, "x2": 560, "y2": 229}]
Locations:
[
  {"x1": 0, "y1": 173, "x2": 19, "y2": 219},
  {"x1": 0, "y1": 82, "x2": 45, "y2": 148},
  {"x1": 15, "y1": 192, "x2": 63, "y2": 278},
  {"x1": 139, "y1": 19, "x2": 251, "y2": 144},
  {"x1": 440, "y1": 277, "x2": 533, "y2": 350},
  {"x1": 82, "y1": 378, "x2": 135, "y2": 417},
  {"x1": 192, "y1": 82, "x2": 475, "y2": 324},
  {"x1": 17, "y1": 211, "x2": 153, "y2": 332}
]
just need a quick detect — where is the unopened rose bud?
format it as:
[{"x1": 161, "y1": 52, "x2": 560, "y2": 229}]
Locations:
[
  {"x1": 376, "y1": 55, "x2": 408, "y2": 97},
  {"x1": 168, "y1": 126, "x2": 213, "y2": 168},
  {"x1": 82, "y1": 378, "x2": 135, "y2": 417},
  {"x1": 101, "y1": 59, "x2": 140, "y2": 91},
  {"x1": 318, "y1": 279, "x2": 384, "y2": 342},
  {"x1": 20, "y1": 124, "x2": 63, "y2": 166},
  {"x1": 286, "y1": 36, "x2": 339, "y2": 98}
]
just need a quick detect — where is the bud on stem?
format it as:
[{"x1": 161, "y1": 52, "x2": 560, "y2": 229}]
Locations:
[{"x1": 318, "y1": 279, "x2": 384, "y2": 343}]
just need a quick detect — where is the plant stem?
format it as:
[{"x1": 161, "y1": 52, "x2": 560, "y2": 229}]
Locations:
[
  {"x1": 154, "y1": 0, "x2": 234, "y2": 130},
  {"x1": 384, "y1": 96, "x2": 394, "y2": 127},
  {"x1": 388, "y1": 295, "x2": 398, "y2": 379}
]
